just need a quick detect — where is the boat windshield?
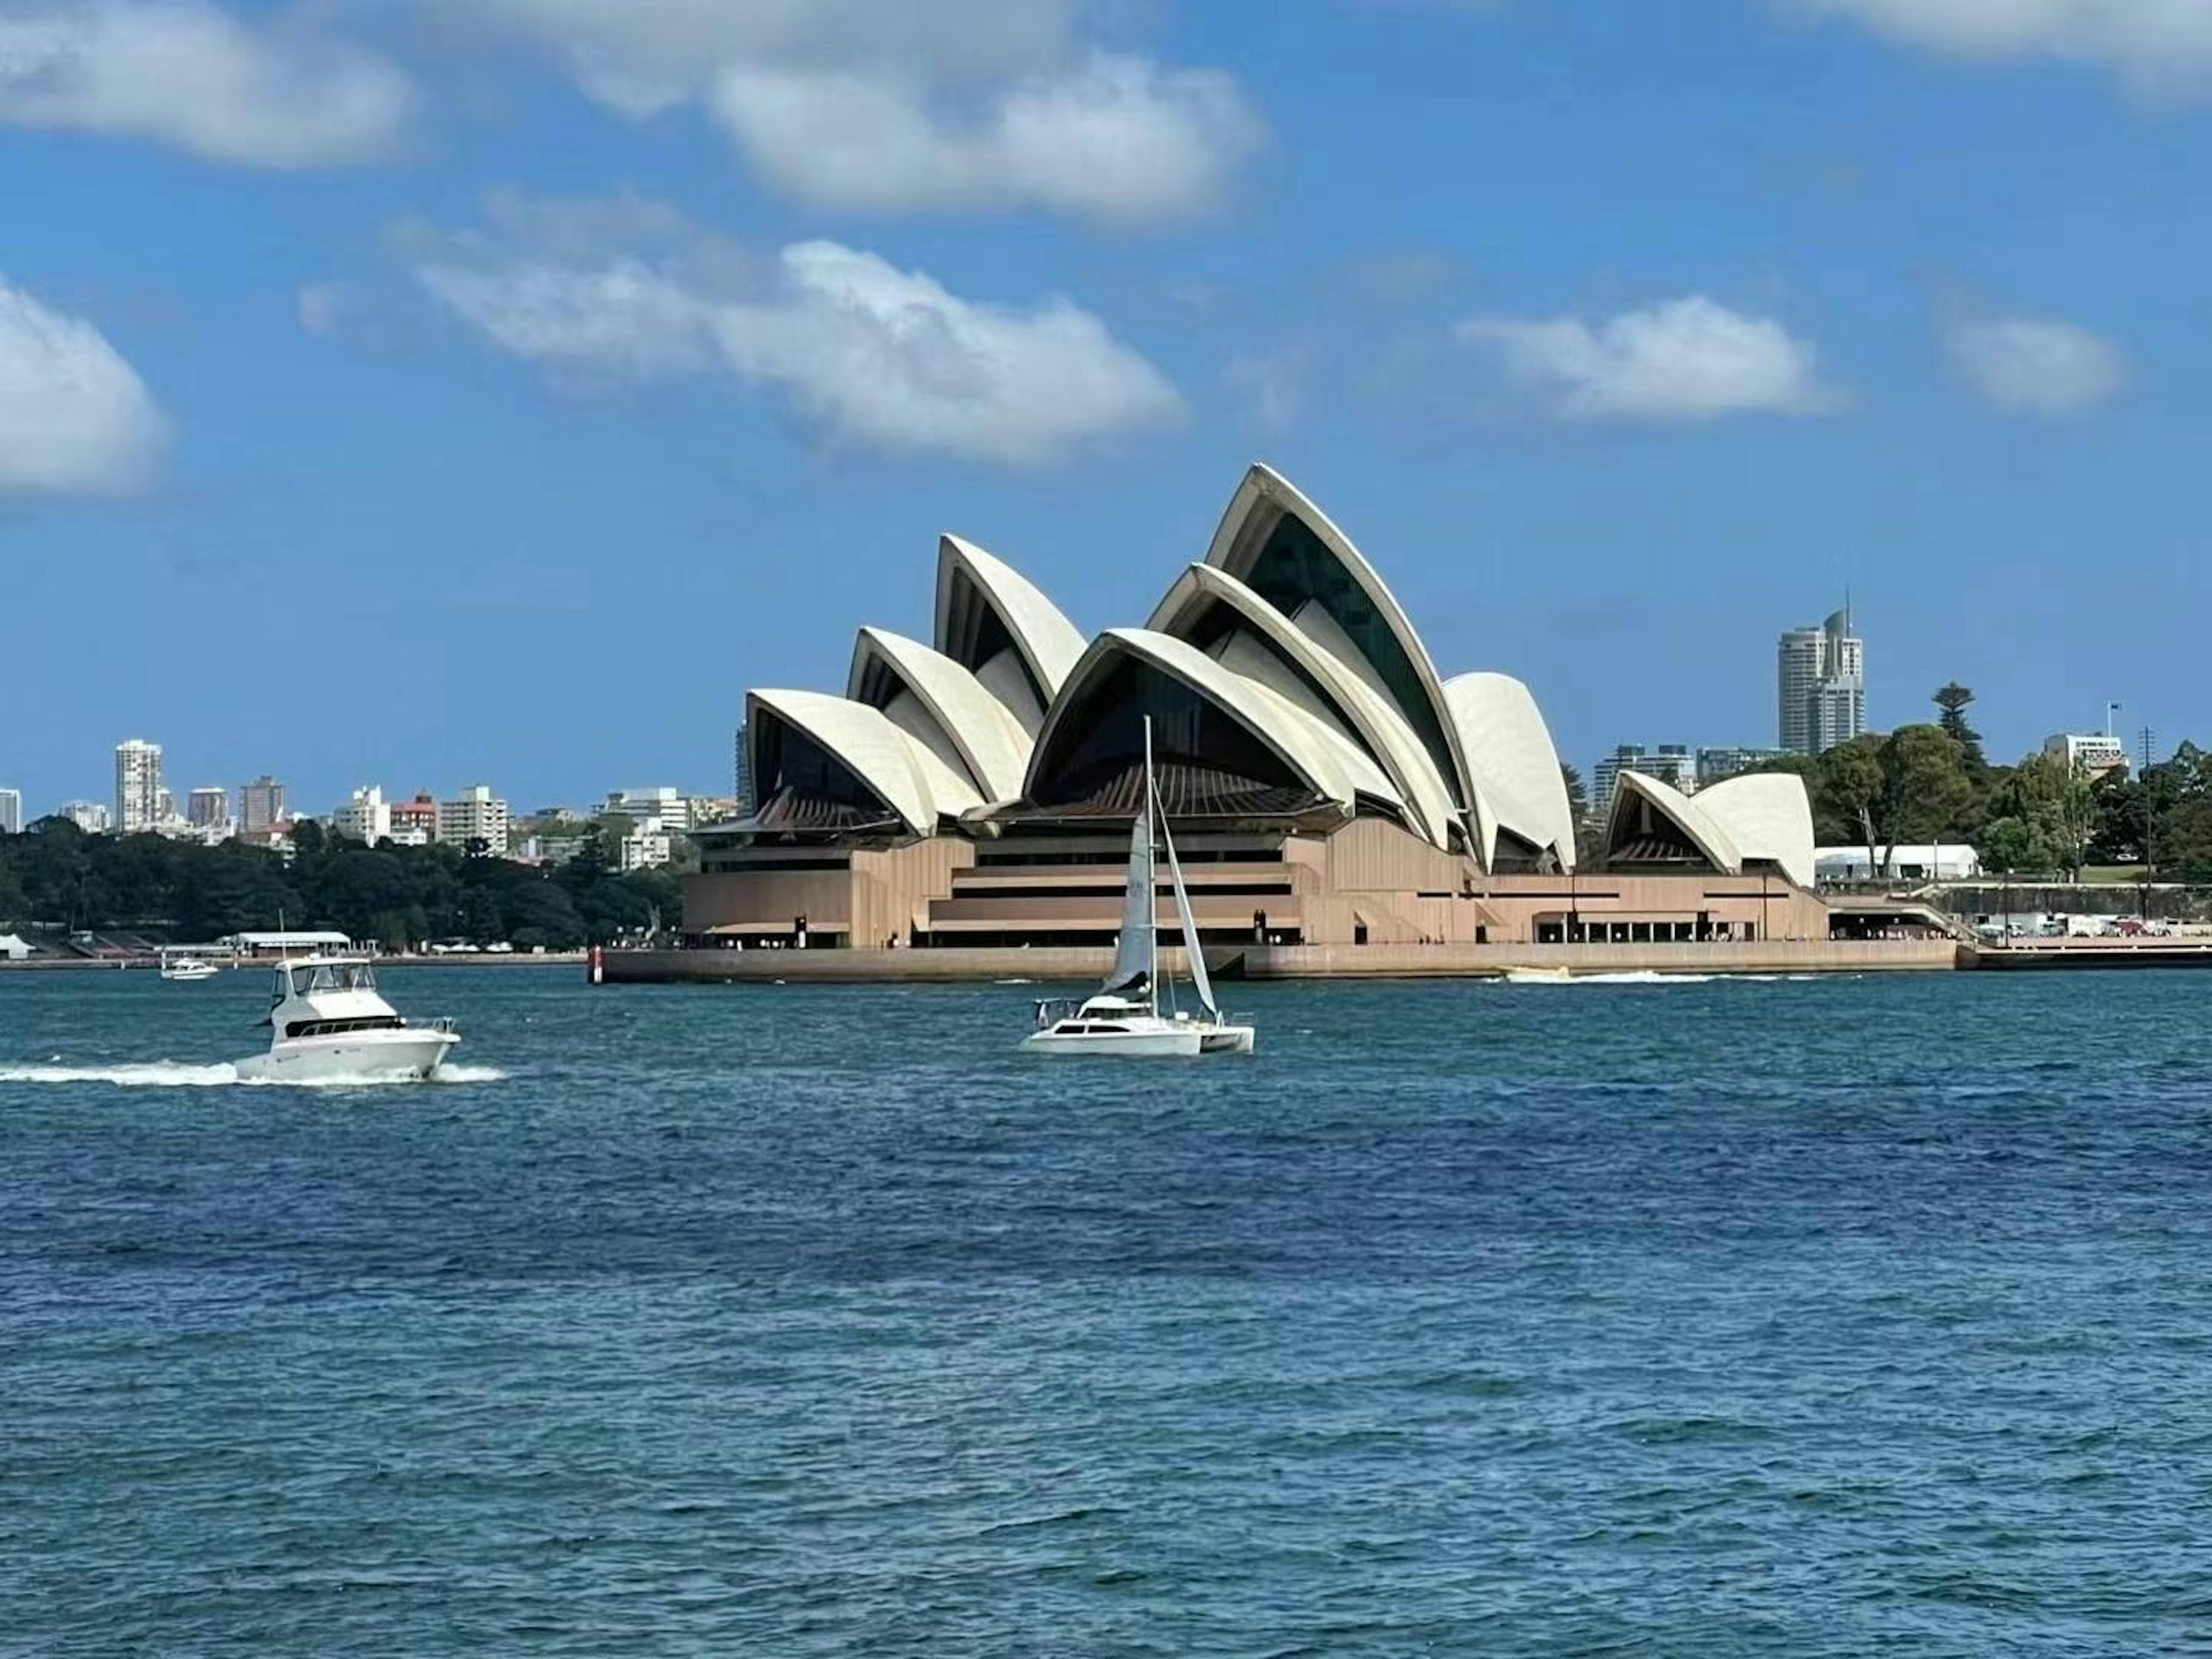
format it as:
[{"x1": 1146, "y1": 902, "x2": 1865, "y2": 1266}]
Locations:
[{"x1": 289, "y1": 961, "x2": 376, "y2": 994}]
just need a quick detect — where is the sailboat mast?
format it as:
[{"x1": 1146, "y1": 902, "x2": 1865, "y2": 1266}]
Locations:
[{"x1": 1143, "y1": 717, "x2": 1158, "y2": 1014}]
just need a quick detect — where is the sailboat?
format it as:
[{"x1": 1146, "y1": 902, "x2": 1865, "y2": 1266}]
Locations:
[{"x1": 1021, "y1": 718, "x2": 1256, "y2": 1056}]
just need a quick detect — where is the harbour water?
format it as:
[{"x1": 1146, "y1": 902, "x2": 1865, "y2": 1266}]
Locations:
[{"x1": 4, "y1": 968, "x2": 2209, "y2": 1654}]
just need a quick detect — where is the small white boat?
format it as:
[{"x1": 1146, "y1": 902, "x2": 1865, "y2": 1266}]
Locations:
[
  {"x1": 234, "y1": 954, "x2": 459, "y2": 1082},
  {"x1": 1502, "y1": 964, "x2": 1573, "y2": 984},
  {"x1": 159, "y1": 950, "x2": 219, "y2": 983},
  {"x1": 1022, "y1": 718, "x2": 1255, "y2": 1058}
]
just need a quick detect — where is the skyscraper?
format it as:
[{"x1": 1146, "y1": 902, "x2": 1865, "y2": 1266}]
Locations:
[
  {"x1": 187, "y1": 787, "x2": 229, "y2": 828},
  {"x1": 733, "y1": 721, "x2": 753, "y2": 812},
  {"x1": 0, "y1": 787, "x2": 20, "y2": 835},
  {"x1": 240, "y1": 775, "x2": 286, "y2": 831},
  {"x1": 1777, "y1": 605, "x2": 1865, "y2": 755},
  {"x1": 114, "y1": 738, "x2": 163, "y2": 833}
]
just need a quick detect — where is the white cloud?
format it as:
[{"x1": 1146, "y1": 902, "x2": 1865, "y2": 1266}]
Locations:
[
  {"x1": 411, "y1": 199, "x2": 1182, "y2": 465},
  {"x1": 0, "y1": 278, "x2": 165, "y2": 495},
  {"x1": 1945, "y1": 315, "x2": 2127, "y2": 413},
  {"x1": 440, "y1": 2, "x2": 1260, "y2": 222},
  {"x1": 445, "y1": 0, "x2": 1078, "y2": 115},
  {"x1": 1792, "y1": 1, "x2": 2212, "y2": 94},
  {"x1": 709, "y1": 54, "x2": 1260, "y2": 223},
  {"x1": 1456, "y1": 296, "x2": 1842, "y2": 423},
  {"x1": 0, "y1": 1, "x2": 415, "y2": 166}
]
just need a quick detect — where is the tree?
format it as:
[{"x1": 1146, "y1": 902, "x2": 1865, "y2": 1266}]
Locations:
[
  {"x1": 2000, "y1": 752, "x2": 2096, "y2": 881},
  {"x1": 1817, "y1": 738, "x2": 1887, "y2": 873},
  {"x1": 1932, "y1": 683, "x2": 1987, "y2": 774},
  {"x1": 1560, "y1": 763, "x2": 1589, "y2": 825},
  {"x1": 1980, "y1": 816, "x2": 2044, "y2": 876},
  {"x1": 1883, "y1": 724, "x2": 1975, "y2": 851},
  {"x1": 1560, "y1": 763, "x2": 1603, "y2": 865}
]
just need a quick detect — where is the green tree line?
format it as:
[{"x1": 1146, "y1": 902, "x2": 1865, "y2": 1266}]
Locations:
[
  {"x1": 0, "y1": 818, "x2": 683, "y2": 949},
  {"x1": 1749, "y1": 685, "x2": 2212, "y2": 882}
]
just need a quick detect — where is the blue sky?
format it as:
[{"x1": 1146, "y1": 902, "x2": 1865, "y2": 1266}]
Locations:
[{"x1": 3, "y1": 0, "x2": 2207, "y2": 816}]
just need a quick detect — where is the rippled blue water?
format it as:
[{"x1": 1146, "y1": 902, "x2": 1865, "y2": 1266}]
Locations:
[{"x1": 5, "y1": 965, "x2": 2211, "y2": 1654}]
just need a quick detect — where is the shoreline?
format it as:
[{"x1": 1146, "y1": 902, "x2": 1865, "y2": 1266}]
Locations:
[{"x1": 0, "y1": 952, "x2": 588, "y2": 974}]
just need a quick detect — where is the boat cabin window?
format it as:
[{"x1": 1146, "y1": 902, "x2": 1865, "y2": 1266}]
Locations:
[
  {"x1": 283, "y1": 1015, "x2": 405, "y2": 1039},
  {"x1": 288, "y1": 962, "x2": 377, "y2": 994}
]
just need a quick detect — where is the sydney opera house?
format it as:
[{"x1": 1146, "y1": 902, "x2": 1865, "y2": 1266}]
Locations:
[{"x1": 684, "y1": 464, "x2": 1830, "y2": 957}]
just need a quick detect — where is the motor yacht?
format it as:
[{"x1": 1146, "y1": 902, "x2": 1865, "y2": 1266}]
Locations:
[
  {"x1": 1022, "y1": 719, "x2": 1255, "y2": 1058},
  {"x1": 159, "y1": 949, "x2": 220, "y2": 983},
  {"x1": 234, "y1": 955, "x2": 459, "y2": 1082}
]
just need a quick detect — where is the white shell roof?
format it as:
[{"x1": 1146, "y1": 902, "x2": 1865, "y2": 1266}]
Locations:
[
  {"x1": 1201, "y1": 463, "x2": 1476, "y2": 816},
  {"x1": 1694, "y1": 772, "x2": 1816, "y2": 888},
  {"x1": 847, "y1": 627, "x2": 1032, "y2": 802},
  {"x1": 1026, "y1": 627, "x2": 1400, "y2": 819},
  {"x1": 1443, "y1": 672, "x2": 1577, "y2": 870},
  {"x1": 1146, "y1": 562, "x2": 1457, "y2": 849},
  {"x1": 748, "y1": 688, "x2": 982, "y2": 836},
  {"x1": 1605, "y1": 768, "x2": 1816, "y2": 889},
  {"x1": 933, "y1": 535, "x2": 1086, "y2": 705},
  {"x1": 1607, "y1": 769, "x2": 1742, "y2": 874}
]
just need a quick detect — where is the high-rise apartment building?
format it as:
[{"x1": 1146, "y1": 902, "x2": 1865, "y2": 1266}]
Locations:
[
  {"x1": 332, "y1": 785, "x2": 392, "y2": 843},
  {"x1": 0, "y1": 787, "x2": 20, "y2": 835},
  {"x1": 187, "y1": 787, "x2": 229, "y2": 828},
  {"x1": 1777, "y1": 606, "x2": 1864, "y2": 755},
  {"x1": 437, "y1": 785, "x2": 510, "y2": 855},
  {"x1": 60, "y1": 800, "x2": 110, "y2": 833},
  {"x1": 389, "y1": 791, "x2": 437, "y2": 846},
  {"x1": 733, "y1": 722, "x2": 752, "y2": 812},
  {"x1": 114, "y1": 738, "x2": 163, "y2": 833},
  {"x1": 240, "y1": 775, "x2": 287, "y2": 831}
]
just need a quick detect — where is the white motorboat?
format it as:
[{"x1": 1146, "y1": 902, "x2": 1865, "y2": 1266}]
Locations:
[
  {"x1": 234, "y1": 954, "x2": 459, "y2": 1082},
  {"x1": 1022, "y1": 719, "x2": 1256, "y2": 1058},
  {"x1": 159, "y1": 950, "x2": 219, "y2": 983},
  {"x1": 1502, "y1": 964, "x2": 1573, "y2": 984}
]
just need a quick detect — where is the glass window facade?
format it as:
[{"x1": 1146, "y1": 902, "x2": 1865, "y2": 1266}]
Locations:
[
  {"x1": 1238, "y1": 512, "x2": 1459, "y2": 798},
  {"x1": 752, "y1": 717, "x2": 900, "y2": 831},
  {"x1": 1029, "y1": 656, "x2": 1311, "y2": 816}
]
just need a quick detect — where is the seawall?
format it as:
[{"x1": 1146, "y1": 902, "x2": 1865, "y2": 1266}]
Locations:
[{"x1": 597, "y1": 938, "x2": 1957, "y2": 985}]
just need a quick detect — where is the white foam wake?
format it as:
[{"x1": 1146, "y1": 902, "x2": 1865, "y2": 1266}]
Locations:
[
  {"x1": 0, "y1": 1060, "x2": 509, "y2": 1088},
  {"x1": 0, "y1": 1060, "x2": 242, "y2": 1087},
  {"x1": 430, "y1": 1063, "x2": 507, "y2": 1084},
  {"x1": 1529, "y1": 971, "x2": 1721, "y2": 986}
]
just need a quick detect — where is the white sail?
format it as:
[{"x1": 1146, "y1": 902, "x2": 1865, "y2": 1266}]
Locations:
[
  {"x1": 1101, "y1": 778, "x2": 1154, "y2": 998},
  {"x1": 1156, "y1": 791, "x2": 1215, "y2": 1018}
]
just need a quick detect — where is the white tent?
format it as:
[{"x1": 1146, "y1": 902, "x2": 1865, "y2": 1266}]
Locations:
[{"x1": 0, "y1": 933, "x2": 34, "y2": 961}]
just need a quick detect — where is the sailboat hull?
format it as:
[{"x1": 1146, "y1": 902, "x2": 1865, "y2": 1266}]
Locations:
[{"x1": 1021, "y1": 1022, "x2": 1203, "y2": 1056}]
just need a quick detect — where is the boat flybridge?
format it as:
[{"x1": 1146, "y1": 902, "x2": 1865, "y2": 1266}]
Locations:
[
  {"x1": 236, "y1": 953, "x2": 459, "y2": 1082},
  {"x1": 1021, "y1": 718, "x2": 1256, "y2": 1058}
]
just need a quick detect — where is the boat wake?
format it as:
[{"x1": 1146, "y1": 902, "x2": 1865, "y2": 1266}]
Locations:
[
  {"x1": 1535, "y1": 971, "x2": 1720, "y2": 986},
  {"x1": 0, "y1": 1060, "x2": 507, "y2": 1088}
]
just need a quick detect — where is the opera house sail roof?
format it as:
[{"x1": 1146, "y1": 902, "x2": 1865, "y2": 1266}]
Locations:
[{"x1": 728, "y1": 462, "x2": 1809, "y2": 885}]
